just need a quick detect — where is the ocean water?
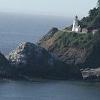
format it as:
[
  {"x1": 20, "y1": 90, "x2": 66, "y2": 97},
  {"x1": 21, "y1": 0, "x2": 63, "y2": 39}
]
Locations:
[
  {"x1": 0, "y1": 80, "x2": 100, "y2": 100},
  {"x1": 0, "y1": 13, "x2": 72, "y2": 55}
]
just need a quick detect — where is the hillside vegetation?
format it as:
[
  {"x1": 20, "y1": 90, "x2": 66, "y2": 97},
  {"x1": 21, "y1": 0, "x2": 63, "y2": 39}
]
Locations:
[{"x1": 38, "y1": 28, "x2": 100, "y2": 68}]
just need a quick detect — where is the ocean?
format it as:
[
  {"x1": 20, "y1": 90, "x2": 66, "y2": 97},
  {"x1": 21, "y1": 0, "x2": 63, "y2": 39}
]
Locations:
[
  {"x1": 0, "y1": 80, "x2": 100, "y2": 100},
  {"x1": 0, "y1": 13, "x2": 72, "y2": 55}
]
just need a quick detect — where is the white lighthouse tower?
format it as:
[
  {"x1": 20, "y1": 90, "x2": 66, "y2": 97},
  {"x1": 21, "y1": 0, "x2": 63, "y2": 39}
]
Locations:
[{"x1": 72, "y1": 16, "x2": 80, "y2": 32}]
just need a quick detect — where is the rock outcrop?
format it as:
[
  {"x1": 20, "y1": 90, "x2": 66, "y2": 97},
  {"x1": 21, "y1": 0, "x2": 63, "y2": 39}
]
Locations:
[
  {"x1": 81, "y1": 68, "x2": 100, "y2": 81},
  {"x1": 8, "y1": 42, "x2": 82, "y2": 80}
]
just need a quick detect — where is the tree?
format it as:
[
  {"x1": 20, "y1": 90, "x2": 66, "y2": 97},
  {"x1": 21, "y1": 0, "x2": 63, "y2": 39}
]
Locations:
[
  {"x1": 98, "y1": 0, "x2": 100, "y2": 13},
  {"x1": 89, "y1": 8, "x2": 99, "y2": 19},
  {"x1": 79, "y1": 0, "x2": 100, "y2": 29},
  {"x1": 98, "y1": 0, "x2": 100, "y2": 7},
  {"x1": 79, "y1": 8, "x2": 99, "y2": 28}
]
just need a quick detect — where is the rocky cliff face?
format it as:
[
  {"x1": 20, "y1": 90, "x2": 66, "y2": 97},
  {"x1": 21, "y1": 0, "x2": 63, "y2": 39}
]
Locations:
[
  {"x1": 38, "y1": 28, "x2": 100, "y2": 69},
  {"x1": 8, "y1": 42, "x2": 82, "y2": 80}
]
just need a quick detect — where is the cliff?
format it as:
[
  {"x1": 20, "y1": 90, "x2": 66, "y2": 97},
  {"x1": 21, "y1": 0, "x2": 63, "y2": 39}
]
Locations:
[{"x1": 38, "y1": 28, "x2": 100, "y2": 69}]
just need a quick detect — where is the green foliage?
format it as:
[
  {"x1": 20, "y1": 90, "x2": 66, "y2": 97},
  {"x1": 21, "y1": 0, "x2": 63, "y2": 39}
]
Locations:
[
  {"x1": 98, "y1": 0, "x2": 100, "y2": 8},
  {"x1": 89, "y1": 8, "x2": 99, "y2": 21},
  {"x1": 80, "y1": 8, "x2": 99, "y2": 28},
  {"x1": 91, "y1": 14, "x2": 100, "y2": 28},
  {"x1": 52, "y1": 31, "x2": 94, "y2": 49}
]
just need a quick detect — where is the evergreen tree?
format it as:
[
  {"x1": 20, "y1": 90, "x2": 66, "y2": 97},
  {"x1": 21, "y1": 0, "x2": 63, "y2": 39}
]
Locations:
[
  {"x1": 98, "y1": 0, "x2": 100, "y2": 13},
  {"x1": 98, "y1": 0, "x2": 100, "y2": 7},
  {"x1": 79, "y1": 0, "x2": 100, "y2": 29}
]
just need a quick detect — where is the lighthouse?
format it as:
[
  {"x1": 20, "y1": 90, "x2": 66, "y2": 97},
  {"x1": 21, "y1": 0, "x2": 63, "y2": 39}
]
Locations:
[{"x1": 72, "y1": 16, "x2": 80, "y2": 32}]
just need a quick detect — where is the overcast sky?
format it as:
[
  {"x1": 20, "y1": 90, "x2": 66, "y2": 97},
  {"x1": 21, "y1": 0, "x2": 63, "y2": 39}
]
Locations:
[{"x1": 0, "y1": 0, "x2": 97, "y2": 18}]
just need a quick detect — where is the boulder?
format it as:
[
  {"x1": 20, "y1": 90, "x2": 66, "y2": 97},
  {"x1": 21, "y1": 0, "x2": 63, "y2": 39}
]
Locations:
[
  {"x1": 8, "y1": 42, "x2": 82, "y2": 80},
  {"x1": 81, "y1": 68, "x2": 100, "y2": 81}
]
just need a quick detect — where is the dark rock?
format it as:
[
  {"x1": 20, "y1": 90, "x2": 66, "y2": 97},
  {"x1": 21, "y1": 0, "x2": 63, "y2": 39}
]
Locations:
[
  {"x1": 0, "y1": 52, "x2": 12, "y2": 78},
  {"x1": 8, "y1": 42, "x2": 82, "y2": 80},
  {"x1": 38, "y1": 27, "x2": 58, "y2": 46}
]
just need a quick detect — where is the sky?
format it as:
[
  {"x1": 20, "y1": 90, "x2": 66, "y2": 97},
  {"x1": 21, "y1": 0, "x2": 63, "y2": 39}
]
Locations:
[{"x1": 0, "y1": 0, "x2": 97, "y2": 18}]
